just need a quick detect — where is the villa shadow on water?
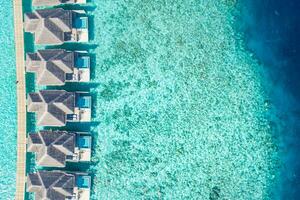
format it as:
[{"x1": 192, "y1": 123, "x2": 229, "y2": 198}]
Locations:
[
  {"x1": 24, "y1": 33, "x2": 34, "y2": 53},
  {"x1": 25, "y1": 73, "x2": 35, "y2": 93},
  {"x1": 55, "y1": 4, "x2": 97, "y2": 12},
  {"x1": 46, "y1": 82, "x2": 100, "y2": 92},
  {"x1": 89, "y1": 53, "x2": 97, "y2": 80},
  {"x1": 87, "y1": 14, "x2": 95, "y2": 41},
  {"x1": 22, "y1": 0, "x2": 32, "y2": 12},
  {"x1": 44, "y1": 43, "x2": 98, "y2": 51}
]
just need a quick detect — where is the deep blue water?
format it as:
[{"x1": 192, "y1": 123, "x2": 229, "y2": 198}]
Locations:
[{"x1": 239, "y1": 0, "x2": 300, "y2": 199}]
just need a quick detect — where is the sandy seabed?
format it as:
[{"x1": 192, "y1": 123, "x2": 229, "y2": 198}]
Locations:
[{"x1": 85, "y1": 0, "x2": 278, "y2": 199}]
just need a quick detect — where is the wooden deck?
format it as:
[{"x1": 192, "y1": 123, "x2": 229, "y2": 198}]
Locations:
[{"x1": 13, "y1": 0, "x2": 27, "y2": 199}]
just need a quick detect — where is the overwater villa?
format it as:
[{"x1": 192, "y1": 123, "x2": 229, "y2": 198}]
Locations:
[
  {"x1": 28, "y1": 130, "x2": 92, "y2": 167},
  {"x1": 24, "y1": 8, "x2": 89, "y2": 45},
  {"x1": 32, "y1": 0, "x2": 86, "y2": 6},
  {"x1": 27, "y1": 170, "x2": 91, "y2": 200},
  {"x1": 27, "y1": 90, "x2": 92, "y2": 126},
  {"x1": 26, "y1": 49, "x2": 90, "y2": 85}
]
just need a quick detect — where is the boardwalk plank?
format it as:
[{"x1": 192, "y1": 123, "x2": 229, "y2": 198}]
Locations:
[{"x1": 13, "y1": 0, "x2": 26, "y2": 199}]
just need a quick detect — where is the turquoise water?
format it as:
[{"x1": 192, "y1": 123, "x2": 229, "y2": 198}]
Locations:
[
  {"x1": 0, "y1": 1, "x2": 17, "y2": 199},
  {"x1": 77, "y1": 175, "x2": 91, "y2": 188},
  {"x1": 74, "y1": 17, "x2": 88, "y2": 29},
  {"x1": 76, "y1": 95, "x2": 91, "y2": 108},
  {"x1": 76, "y1": 56, "x2": 90, "y2": 68},
  {"x1": 78, "y1": 136, "x2": 91, "y2": 148},
  {"x1": 0, "y1": 0, "x2": 282, "y2": 199},
  {"x1": 87, "y1": 0, "x2": 278, "y2": 199}
]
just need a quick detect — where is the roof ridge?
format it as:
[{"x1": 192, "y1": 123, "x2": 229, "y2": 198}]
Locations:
[
  {"x1": 53, "y1": 132, "x2": 67, "y2": 145},
  {"x1": 36, "y1": 64, "x2": 47, "y2": 84},
  {"x1": 49, "y1": 15, "x2": 69, "y2": 31},
  {"x1": 62, "y1": 93, "x2": 73, "y2": 104},
  {"x1": 38, "y1": 104, "x2": 65, "y2": 126},
  {"x1": 61, "y1": 176, "x2": 74, "y2": 189},
  {"x1": 44, "y1": 18, "x2": 64, "y2": 41},
  {"x1": 51, "y1": 91, "x2": 66, "y2": 103},
  {"x1": 36, "y1": 131, "x2": 45, "y2": 145},
  {"x1": 47, "y1": 145, "x2": 65, "y2": 163},
  {"x1": 37, "y1": 64, "x2": 64, "y2": 85},
  {"x1": 50, "y1": 173, "x2": 66, "y2": 188},
  {"x1": 38, "y1": 111, "x2": 49, "y2": 127},
  {"x1": 62, "y1": 134, "x2": 75, "y2": 149},
  {"x1": 38, "y1": 49, "x2": 64, "y2": 61},
  {"x1": 53, "y1": 132, "x2": 75, "y2": 154},
  {"x1": 34, "y1": 19, "x2": 63, "y2": 44},
  {"x1": 37, "y1": 172, "x2": 44, "y2": 187},
  {"x1": 52, "y1": 176, "x2": 74, "y2": 197},
  {"x1": 48, "y1": 104, "x2": 66, "y2": 123}
]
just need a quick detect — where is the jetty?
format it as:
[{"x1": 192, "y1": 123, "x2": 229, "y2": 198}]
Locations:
[
  {"x1": 13, "y1": 1, "x2": 93, "y2": 199},
  {"x1": 13, "y1": 0, "x2": 27, "y2": 199}
]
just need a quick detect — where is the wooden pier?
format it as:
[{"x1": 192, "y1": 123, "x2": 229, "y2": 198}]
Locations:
[{"x1": 13, "y1": 0, "x2": 27, "y2": 199}]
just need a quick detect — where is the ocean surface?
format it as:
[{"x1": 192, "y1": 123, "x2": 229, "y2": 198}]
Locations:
[
  {"x1": 87, "y1": 0, "x2": 277, "y2": 199},
  {"x1": 0, "y1": 1, "x2": 17, "y2": 199},
  {"x1": 238, "y1": 0, "x2": 300, "y2": 199},
  {"x1": 2, "y1": 0, "x2": 300, "y2": 199}
]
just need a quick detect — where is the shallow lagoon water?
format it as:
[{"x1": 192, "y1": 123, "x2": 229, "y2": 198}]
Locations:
[
  {"x1": 0, "y1": 0, "x2": 282, "y2": 199},
  {"x1": 87, "y1": 0, "x2": 278, "y2": 199},
  {"x1": 0, "y1": 1, "x2": 17, "y2": 199}
]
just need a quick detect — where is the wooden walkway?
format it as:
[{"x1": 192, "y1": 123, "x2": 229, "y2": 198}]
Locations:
[{"x1": 13, "y1": 0, "x2": 27, "y2": 199}]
